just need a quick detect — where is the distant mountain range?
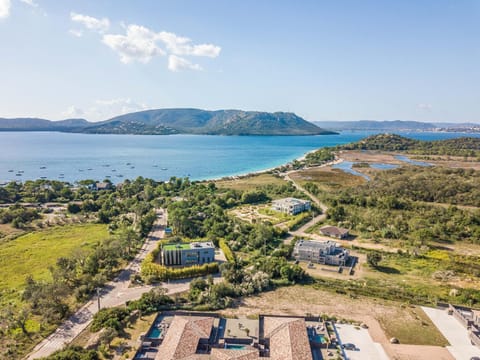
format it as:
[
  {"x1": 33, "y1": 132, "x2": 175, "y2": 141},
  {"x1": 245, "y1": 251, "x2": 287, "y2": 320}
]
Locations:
[
  {"x1": 313, "y1": 120, "x2": 480, "y2": 132},
  {"x1": 0, "y1": 109, "x2": 334, "y2": 136}
]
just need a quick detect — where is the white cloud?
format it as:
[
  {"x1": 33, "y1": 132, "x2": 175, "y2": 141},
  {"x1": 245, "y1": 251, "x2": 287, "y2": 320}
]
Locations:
[
  {"x1": 19, "y1": 0, "x2": 38, "y2": 8},
  {"x1": 417, "y1": 103, "x2": 433, "y2": 111},
  {"x1": 157, "y1": 31, "x2": 221, "y2": 58},
  {"x1": 102, "y1": 24, "x2": 165, "y2": 64},
  {"x1": 69, "y1": 29, "x2": 83, "y2": 37},
  {"x1": 0, "y1": 0, "x2": 11, "y2": 19},
  {"x1": 168, "y1": 55, "x2": 202, "y2": 72},
  {"x1": 70, "y1": 12, "x2": 110, "y2": 33},
  {"x1": 62, "y1": 105, "x2": 85, "y2": 118},
  {"x1": 70, "y1": 14, "x2": 221, "y2": 71},
  {"x1": 101, "y1": 23, "x2": 221, "y2": 70}
]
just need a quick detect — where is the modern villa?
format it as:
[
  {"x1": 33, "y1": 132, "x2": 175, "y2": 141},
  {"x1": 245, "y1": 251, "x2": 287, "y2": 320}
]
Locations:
[
  {"x1": 293, "y1": 239, "x2": 349, "y2": 266},
  {"x1": 136, "y1": 312, "x2": 330, "y2": 359},
  {"x1": 271, "y1": 197, "x2": 311, "y2": 215},
  {"x1": 160, "y1": 242, "x2": 215, "y2": 267}
]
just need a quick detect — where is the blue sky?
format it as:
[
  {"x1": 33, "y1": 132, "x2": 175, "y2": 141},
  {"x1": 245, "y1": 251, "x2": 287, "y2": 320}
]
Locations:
[{"x1": 0, "y1": 0, "x2": 479, "y2": 122}]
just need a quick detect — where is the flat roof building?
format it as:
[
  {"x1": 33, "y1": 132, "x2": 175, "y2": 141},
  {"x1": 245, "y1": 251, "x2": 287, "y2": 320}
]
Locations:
[
  {"x1": 293, "y1": 239, "x2": 349, "y2": 266},
  {"x1": 161, "y1": 242, "x2": 215, "y2": 267},
  {"x1": 271, "y1": 197, "x2": 311, "y2": 215}
]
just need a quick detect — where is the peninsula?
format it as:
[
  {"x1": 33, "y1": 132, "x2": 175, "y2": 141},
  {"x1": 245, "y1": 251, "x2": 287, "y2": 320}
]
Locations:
[{"x1": 0, "y1": 109, "x2": 335, "y2": 136}]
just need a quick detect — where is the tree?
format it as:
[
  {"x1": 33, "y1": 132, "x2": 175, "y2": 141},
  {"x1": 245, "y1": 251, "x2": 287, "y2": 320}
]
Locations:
[
  {"x1": 67, "y1": 203, "x2": 81, "y2": 214},
  {"x1": 1, "y1": 305, "x2": 30, "y2": 335},
  {"x1": 367, "y1": 252, "x2": 382, "y2": 268}
]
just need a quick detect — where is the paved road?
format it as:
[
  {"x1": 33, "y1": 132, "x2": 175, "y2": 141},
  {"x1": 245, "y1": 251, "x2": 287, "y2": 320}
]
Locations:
[
  {"x1": 281, "y1": 173, "x2": 327, "y2": 243},
  {"x1": 26, "y1": 209, "x2": 188, "y2": 359}
]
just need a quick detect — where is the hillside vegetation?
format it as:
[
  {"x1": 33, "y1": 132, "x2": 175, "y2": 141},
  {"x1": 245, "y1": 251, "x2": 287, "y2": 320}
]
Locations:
[{"x1": 339, "y1": 133, "x2": 480, "y2": 156}]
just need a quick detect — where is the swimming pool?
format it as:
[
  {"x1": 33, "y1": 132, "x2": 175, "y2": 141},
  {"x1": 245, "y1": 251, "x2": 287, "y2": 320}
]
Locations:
[
  {"x1": 147, "y1": 327, "x2": 162, "y2": 338},
  {"x1": 312, "y1": 334, "x2": 327, "y2": 344},
  {"x1": 225, "y1": 344, "x2": 247, "y2": 350}
]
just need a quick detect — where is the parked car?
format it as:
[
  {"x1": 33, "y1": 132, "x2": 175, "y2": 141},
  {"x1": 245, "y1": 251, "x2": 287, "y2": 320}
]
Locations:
[{"x1": 342, "y1": 343, "x2": 356, "y2": 351}]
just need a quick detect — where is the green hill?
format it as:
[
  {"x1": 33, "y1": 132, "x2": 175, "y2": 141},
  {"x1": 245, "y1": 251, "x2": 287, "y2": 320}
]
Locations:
[
  {"x1": 80, "y1": 108, "x2": 334, "y2": 135},
  {"x1": 340, "y1": 133, "x2": 480, "y2": 156}
]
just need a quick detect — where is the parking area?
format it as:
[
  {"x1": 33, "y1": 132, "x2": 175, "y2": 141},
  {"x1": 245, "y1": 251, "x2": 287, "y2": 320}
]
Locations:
[
  {"x1": 422, "y1": 306, "x2": 480, "y2": 359},
  {"x1": 334, "y1": 324, "x2": 389, "y2": 360}
]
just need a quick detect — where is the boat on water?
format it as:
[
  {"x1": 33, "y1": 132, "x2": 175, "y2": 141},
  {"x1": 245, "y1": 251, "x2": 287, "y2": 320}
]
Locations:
[
  {"x1": 15, "y1": 173, "x2": 22, "y2": 176},
  {"x1": 105, "y1": 175, "x2": 111, "y2": 178},
  {"x1": 112, "y1": 169, "x2": 117, "y2": 172},
  {"x1": 161, "y1": 167, "x2": 168, "y2": 170},
  {"x1": 130, "y1": 166, "x2": 135, "y2": 169},
  {"x1": 40, "y1": 176, "x2": 47, "y2": 179},
  {"x1": 18, "y1": 170, "x2": 24, "y2": 173},
  {"x1": 153, "y1": 165, "x2": 158, "y2": 168},
  {"x1": 126, "y1": 162, "x2": 132, "y2": 165},
  {"x1": 87, "y1": 168, "x2": 93, "y2": 171},
  {"x1": 117, "y1": 174, "x2": 124, "y2": 178},
  {"x1": 8, "y1": 170, "x2": 13, "y2": 172},
  {"x1": 40, "y1": 166, "x2": 47, "y2": 169}
]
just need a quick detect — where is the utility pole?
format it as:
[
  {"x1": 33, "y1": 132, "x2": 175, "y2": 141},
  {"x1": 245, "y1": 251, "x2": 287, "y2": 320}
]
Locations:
[{"x1": 96, "y1": 287, "x2": 101, "y2": 311}]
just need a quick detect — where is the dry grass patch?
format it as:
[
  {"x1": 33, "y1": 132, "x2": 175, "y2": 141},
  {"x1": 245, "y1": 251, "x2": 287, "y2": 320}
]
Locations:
[
  {"x1": 378, "y1": 306, "x2": 449, "y2": 346},
  {"x1": 224, "y1": 285, "x2": 448, "y2": 347},
  {"x1": 214, "y1": 173, "x2": 287, "y2": 191},
  {"x1": 290, "y1": 168, "x2": 365, "y2": 191}
]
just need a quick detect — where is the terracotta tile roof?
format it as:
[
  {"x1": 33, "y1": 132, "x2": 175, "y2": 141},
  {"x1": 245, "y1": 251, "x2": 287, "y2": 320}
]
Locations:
[
  {"x1": 264, "y1": 317, "x2": 312, "y2": 360},
  {"x1": 210, "y1": 348, "x2": 259, "y2": 359},
  {"x1": 156, "y1": 316, "x2": 214, "y2": 360}
]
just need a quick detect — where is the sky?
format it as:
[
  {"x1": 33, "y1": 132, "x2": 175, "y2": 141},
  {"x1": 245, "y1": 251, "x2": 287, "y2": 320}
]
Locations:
[{"x1": 0, "y1": 0, "x2": 479, "y2": 123}]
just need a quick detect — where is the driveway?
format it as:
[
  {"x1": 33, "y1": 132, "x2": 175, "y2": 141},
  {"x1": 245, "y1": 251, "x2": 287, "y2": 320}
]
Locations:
[
  {"x1": 422, "y1": 306, "x2": 480, "y2": 359},
  {"x1": 335, "y1": 323, "x2": 389, "y2": 360}
]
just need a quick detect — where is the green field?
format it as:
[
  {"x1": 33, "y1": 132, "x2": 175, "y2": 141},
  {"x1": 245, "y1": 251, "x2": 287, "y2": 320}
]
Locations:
[{"x1": 0, "y1": 223, "x2": 109, "y2": 305}]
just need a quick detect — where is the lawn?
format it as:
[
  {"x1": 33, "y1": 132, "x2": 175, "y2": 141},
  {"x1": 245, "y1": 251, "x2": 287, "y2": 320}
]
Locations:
[
  {"x1": 0, "y1": 223, "x2": 109, "y2": 305},
  {"x1": 214, "y1": 173, "x2": 287, "y2": 191}
]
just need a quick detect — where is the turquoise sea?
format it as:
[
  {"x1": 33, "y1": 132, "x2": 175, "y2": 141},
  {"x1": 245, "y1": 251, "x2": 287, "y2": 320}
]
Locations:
[{"x1": 0, "y1": 131, "x2": 478, "y2": 183}]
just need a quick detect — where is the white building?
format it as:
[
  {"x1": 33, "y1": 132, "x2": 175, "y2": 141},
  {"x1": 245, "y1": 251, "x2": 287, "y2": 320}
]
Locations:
[{"x1": 271, "y1": 197, "x2": 311, "y2": 215}]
